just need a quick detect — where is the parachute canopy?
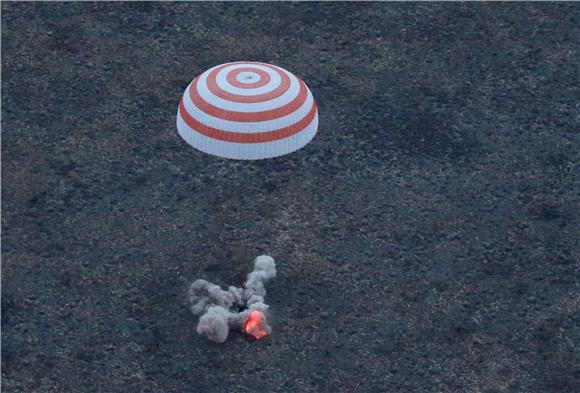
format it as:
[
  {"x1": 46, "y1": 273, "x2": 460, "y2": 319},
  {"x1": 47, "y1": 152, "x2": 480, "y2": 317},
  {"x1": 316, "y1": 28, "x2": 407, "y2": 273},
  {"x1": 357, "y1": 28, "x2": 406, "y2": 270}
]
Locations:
[{"x1": 176, "y1": 61, "x2": 318, "y2": 160}]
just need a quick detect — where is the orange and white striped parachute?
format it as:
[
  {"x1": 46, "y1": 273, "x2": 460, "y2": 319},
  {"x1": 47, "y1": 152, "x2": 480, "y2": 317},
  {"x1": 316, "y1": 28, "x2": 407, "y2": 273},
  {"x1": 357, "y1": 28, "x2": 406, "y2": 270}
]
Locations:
[{"x1": 177, "y1": 61, "x2": 318, "y2": 160}]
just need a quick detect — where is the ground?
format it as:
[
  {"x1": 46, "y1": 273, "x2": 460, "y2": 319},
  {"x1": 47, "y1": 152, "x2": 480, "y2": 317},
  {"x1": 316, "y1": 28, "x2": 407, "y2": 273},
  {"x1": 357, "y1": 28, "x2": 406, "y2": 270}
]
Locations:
[{"x1": 2, "y1": 2, "x2": 580, "y2": 393}]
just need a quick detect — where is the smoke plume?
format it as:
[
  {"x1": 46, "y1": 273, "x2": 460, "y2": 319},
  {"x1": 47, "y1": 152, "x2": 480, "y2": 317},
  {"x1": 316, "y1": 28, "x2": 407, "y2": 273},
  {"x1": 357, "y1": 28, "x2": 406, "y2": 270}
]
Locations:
[{"x1": 188, "y1": 255, "x2": 276, "y2": 343}]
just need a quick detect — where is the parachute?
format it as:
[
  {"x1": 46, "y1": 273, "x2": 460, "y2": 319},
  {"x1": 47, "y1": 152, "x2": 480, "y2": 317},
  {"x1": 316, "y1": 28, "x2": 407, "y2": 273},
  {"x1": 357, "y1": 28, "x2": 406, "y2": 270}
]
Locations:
[{"x1": 176, "y1": 61, "x2": 318, "y2": 160}]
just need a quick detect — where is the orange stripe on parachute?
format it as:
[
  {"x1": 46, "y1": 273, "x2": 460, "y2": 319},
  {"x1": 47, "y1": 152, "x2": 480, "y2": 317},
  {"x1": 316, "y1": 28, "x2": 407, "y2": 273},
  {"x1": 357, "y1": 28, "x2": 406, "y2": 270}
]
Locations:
[
  {"x1": 179, "y1": 98, "x2": 317, "y2": 143},
  {"x1": 189, "y1": 77, "x2": 309, "y2": 122}
]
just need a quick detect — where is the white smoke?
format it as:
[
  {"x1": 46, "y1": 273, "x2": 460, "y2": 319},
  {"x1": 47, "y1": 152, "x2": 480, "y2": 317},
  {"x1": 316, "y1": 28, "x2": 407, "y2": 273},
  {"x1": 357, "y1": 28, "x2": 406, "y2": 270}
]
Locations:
[{"x1": 188, "y1": 255, "x2": 276, "y2": 343}]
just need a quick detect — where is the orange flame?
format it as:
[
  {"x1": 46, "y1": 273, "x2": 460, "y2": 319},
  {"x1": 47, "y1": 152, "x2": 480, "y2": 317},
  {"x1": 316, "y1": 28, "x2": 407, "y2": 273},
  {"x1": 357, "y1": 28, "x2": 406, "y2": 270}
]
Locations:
[{"x1": 243, "y1": 310, "x2": 269, "y2": 340}]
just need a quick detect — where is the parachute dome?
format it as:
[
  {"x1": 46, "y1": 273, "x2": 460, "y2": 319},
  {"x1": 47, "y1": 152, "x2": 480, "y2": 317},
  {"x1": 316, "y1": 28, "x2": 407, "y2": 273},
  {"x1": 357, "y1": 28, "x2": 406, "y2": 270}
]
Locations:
[{"x1": 176, "y1": 61, "x2": 319, "y2": 160}]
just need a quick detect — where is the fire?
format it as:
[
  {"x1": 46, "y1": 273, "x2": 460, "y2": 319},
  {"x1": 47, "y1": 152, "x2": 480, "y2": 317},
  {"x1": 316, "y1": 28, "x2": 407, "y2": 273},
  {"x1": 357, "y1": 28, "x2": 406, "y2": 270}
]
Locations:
[{"x1": 243, "y1": 310, "x2": 269, "y2": 340}]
